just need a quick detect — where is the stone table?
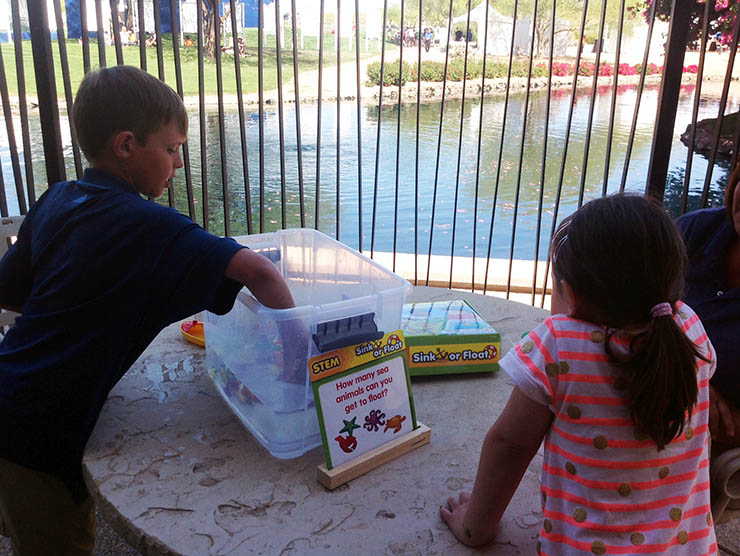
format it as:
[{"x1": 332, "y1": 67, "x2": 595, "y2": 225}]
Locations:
[{"x1": 80, "y1": 287, "x2": 616, "y2": 554}]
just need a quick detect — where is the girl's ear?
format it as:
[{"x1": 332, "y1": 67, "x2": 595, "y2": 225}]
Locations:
[
  {"x1": 550, "y1": 274, "x2": 577, "y2": 316},
  {"x1": 111, "y1": 131, "x2": 135, "y2": 159},
  {"x1": 560, "y1": 280, "x2": 578, "y2": 316}
]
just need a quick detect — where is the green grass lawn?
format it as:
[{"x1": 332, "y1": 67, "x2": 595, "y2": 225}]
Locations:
[{"x1": 2, "y1": 31, "x2": 390, "y2": 99}]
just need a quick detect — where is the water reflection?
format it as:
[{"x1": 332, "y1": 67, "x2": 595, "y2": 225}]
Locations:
[{"x1": 4, "y1": 82, "x2": 736, "y2": 261}]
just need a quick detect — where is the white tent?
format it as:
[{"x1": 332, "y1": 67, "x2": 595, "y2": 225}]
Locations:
[{"x1": 451, "y1": 1, "x2": 567, "y2": 57}]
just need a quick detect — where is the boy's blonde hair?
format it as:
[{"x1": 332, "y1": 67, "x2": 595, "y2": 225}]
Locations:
[{"x1": 72, "y1": 65, "x2": 188, "y2": 162}]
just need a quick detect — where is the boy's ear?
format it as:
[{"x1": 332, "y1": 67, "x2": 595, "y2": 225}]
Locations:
[{"x1": 111, "y1": 130, "x2": 136, "y2": 159}]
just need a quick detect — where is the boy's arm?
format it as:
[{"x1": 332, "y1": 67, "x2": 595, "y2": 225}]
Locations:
[
  {"x1": 224, "y1": 248, "x2": 295, "y2": 309},
  {"x1": 441, "y1": 386, "x2": 553, "y2": 546}
]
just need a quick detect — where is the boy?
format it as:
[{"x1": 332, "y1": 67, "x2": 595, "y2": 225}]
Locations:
[{"x1": 0, "y1": 65, "x2": 295, "y2": 555}]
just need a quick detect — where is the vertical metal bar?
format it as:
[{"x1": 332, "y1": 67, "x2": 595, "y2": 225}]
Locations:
[
  {"x1": 601, "y1": 0, "x2": 625, "y2": 197},
  {"x1": 110, "y1": 0, "x2": 124, "y2": 65},
  {"x1": 335, "y1": 0, "x2": 341, "y2": 240},
  {"x1": 169, "y1": 0, "x2": 195, "y2": 220},
  {"x1": 618, "y1": 0, "x2": 656, "y2": 193},
  {"x1": 699, "y1": 15, "x2": 740, "y2": 208},
  {"x1": 426, "y1": 0, "x2": 456, "y2": 285},
  {"x1": 392, "y1": 0, "x2": 405, "y2": 270},
  {"x1": 230, "y1": 0, "x2": 252, "y2": 233},
  {"x1": 531, "y1": 0, "x2": 556, "y2": 306},
  {"x1": 472, "y1": 0, "x2": 491, "y2": 293},
  {"x1": 215, "y1": 0, "x2": 229, "y2": 235},
  {"x1": 0, "y1": 160, "x2": 6, "y2": 215},
  {"x1": 153, "y1": 0, "x2": 165, "y2": 80},
  {"x1": 538, "y1": 0, "x2": 590, "y2": 306},
  {"x1": 258, "y1": 0, "x2": 265, "y2": 232},
  {"x1": 731, "y1": 117, "x2": 740, "y2": 174},
  {"x1": 314, "y1": 0, "x2": 325, "y2": 231},
  {"x1": 197, "y1": 0, "x2": 209, "y2": 229},
  {"x1": 274, "y1": 0, "x2": 287, "y2": 229},
  {"x1": 53, "y1": 0, "x2": 83, "y2": 179},
  {"x1": 11, "y1": 0, "x2": 35, "y2": 204},
  {"x1": 81, "y1": 0, "x2": 91, "y2": 74},
  {"x1": 0, "y1": 41, "x2": 25, "y2": 213},
  {"x1": 448, "y1": 0, "x2": 473, "y2": 289},
  {"x1": 370, "y1": 0, "x2": 388, "y2": 257},
  {"x1": 137, "y1": 0, "x2": 147, "y2": 69},
  {"x1": 482, "y1": 0, "x2": 520, "y2": 294},
  {"x1": 290, "y1": 0, "x2": 305, "y2": 228},
  {"x1": 29, "y1": 0, "x2": 66, "y2": 185},
  {"x1": 505, "y1": 0, "x2": 538, "y2": 298},
  {"x1": 151, "y1": 0, "x2": 173, "y2": 207},
  {"x1": 680, "y1": 0, "x2": 711, "y2": 214},
  {"x1": 95, "y1": 0, "x2": 106, "y2": 67},
  {"x1": 645, "y1": 0, "x2": 690, "y2": 202},
  {"x1": 354, "y1": 0, "x2": 363, "y2": 251},
  {"x1": 414, "y1": 0, "x2": 423, "y2": 280},
  {"x1": 576, "y1": 0, "x2": 608, "y2": 208}
]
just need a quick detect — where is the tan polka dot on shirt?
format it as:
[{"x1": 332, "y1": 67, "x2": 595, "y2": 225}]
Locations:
[
  {"x1": 706, "y1": 513, "x2": 712, "y2": 526},
  {"x1": 567, "y1": 406, "x2": 581, "y2": 419},
  {"x1": 545, "y1": 362, "x2": 559, "y2": 377},
  {"x1": 543, "y1": 519, "x2": 552, "y2": 533},
  {"x1": 593, "y1": 435, "x2": 608, "y2": 449},
  {"x1": 565, "y1": 462, "x2": 577, "y2": 475},
  {"x1": 685, "y1": 427, "x2": 694, "y2": 440},
  {"x1": 659, "y1": 466, "x2": 670, "y2": 479},
  {"x1": 677, "y1": 530, "x2": 688, "y2": 545},
  {"x1": 522, "y1": 341, "x2": 534, "y2": 354},
  {"x1": 591, "y1": 540, "x2": 606, "y2": 555},
  {"x1": 590, "y1": 330, "x2": 605, "y2": 343},
  {"x1": 573, "y1": 508, "x2": 587, "y2": 522},
  {"x1": 630, "y1": 532, "x2": 645, "y2": 545},
  {"x1": 559, "y1": 361, "x2": 570, "y2": 374},
  {"x1": 669, "y1": 507, "x2": 682, "y2": 522},
  {"x1": 618, "y1": 483, "x2": 632, "y2": 497}
]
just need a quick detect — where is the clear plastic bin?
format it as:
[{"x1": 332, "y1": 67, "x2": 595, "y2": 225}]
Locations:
[{"x1": 205, "y1": 228, "x2": 412, "y2": 459}]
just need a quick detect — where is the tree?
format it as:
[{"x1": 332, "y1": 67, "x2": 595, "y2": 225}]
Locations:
[
  {"x1": 202, "y1": 0, "x2": 231, "y2": 59},
  {"x1": 631, "y1": 0, "x2": 738, "y2": 45},
  {"x1": 388, "y1": 0, "x2": 471, "y2": 28},
  {"x1": 493, "y1": 0, "x2": 641, "y2": 58}
]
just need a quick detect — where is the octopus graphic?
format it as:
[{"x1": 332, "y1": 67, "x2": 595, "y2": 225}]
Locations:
[{"x1": 363, "y1": 409, "x2": 386, "y2": 432}]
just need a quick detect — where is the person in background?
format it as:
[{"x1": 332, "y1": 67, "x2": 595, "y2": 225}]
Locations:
[
  {"x1": 441, "y1": 194, "x2": 716, "y2": 554},
  {"x1": 0, "y1": 65, "x2": 295, "y2": 555},
  {"x1": 677, "y1": 161, "x2": 740, "y2": 450}
]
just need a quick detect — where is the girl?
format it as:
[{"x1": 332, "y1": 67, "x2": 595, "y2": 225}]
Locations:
[{"x1": 441, "y1": 194, "x2": 717, "y2": 554}]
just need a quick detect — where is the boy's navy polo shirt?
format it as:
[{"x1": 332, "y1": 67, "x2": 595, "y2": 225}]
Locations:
[
  {"x1": 0, "y1": 168, "x2": 245, "y2": 498},
  {"x1": 677, "y1": 207, "x2": 739, "y2": 406}
]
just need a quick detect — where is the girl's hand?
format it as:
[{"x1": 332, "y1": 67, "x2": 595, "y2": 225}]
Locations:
[{"x1": 440, "y1": 492, "x2": 492, "y2": 547}]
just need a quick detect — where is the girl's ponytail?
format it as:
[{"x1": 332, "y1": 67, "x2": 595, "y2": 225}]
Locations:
[
  {"x1": 553, "y1": 195, "x2": 707, "y2": 452},
  {"x1": 607, "y1": 305, "x2": 704, "y2": 450}
]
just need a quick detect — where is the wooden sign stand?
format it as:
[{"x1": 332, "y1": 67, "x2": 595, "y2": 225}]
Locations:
[{"x1": 317, "y1": 423, "x2": 431, "y2": 490}]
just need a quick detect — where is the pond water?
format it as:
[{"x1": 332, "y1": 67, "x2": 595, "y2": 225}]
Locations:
[{"x1": 3, "y1": 82, "x2": 737, "y2": 262}]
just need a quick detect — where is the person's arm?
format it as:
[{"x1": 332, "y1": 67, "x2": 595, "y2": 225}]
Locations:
[
  {"x1": 224, "y1": 248, "x2": 295, "y2": 309},
  {"x1": 710, "y1": 385, "x2": 740, "y2": 447},
  {"x1": 440, "y1": 386, "x2": 554, "y2": 546}
]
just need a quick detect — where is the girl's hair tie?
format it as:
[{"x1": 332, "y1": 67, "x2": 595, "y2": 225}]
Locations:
[{"x1": 649, "y1": 302, "x2": 673, "y2": 319}]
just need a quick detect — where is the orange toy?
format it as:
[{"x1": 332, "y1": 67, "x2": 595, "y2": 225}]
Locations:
[{"x1": 180, "y1": 319, "x2": 205, "y2": 347}]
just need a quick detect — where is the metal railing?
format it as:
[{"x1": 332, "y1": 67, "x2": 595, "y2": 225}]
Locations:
[{"x1": 4, "y1": 0, "x2": 739, "y2": 305}]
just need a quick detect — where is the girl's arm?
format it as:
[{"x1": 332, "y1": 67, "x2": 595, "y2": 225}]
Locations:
[{"x1": 441, "y1": 386, "x2": 554, "y2": 546}]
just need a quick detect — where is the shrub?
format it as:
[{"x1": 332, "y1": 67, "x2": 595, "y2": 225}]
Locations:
[
  {"x1": 618, "y1": 63, "x2": 637, "y2": 76},
  {"x1": 684, "y1": 64, "x2": 699, "y2": 74},
  {"x1": 418, "y1": 61, "x2": 446, "y2": 81},
  {"x1": 552, "y1": 62, "x2": 572, "y2": 76},
  {"x1": 578, "y1": 61, "x2": 596, "y2": 76},
  {"x1": 598, "y1": 62, "x2": 613, "y2": 76},
  {"x1": 366, "y1": 60, "x2": 413, "y2": 86}
]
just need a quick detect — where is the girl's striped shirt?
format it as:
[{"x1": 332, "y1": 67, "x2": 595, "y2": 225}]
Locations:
[{"x1": 501, "y1": 302, "x2": 717, "y2": 555}]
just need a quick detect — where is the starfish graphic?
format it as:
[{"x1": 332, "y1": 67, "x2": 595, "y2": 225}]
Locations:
[{"x1": 340, "y1": 416, "x2": 361, "y2": 437}]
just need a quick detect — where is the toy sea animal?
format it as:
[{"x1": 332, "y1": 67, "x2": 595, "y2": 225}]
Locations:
[
  {"x1": 384, "y1": 415, "x2": 406, "y2": 433},
  {"x1": 335, "y1": 435, "x2": 358, "y2": 453}
]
